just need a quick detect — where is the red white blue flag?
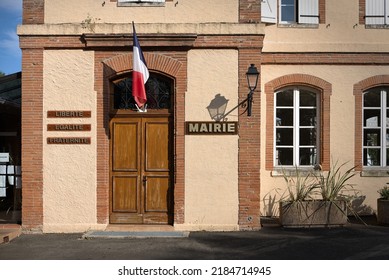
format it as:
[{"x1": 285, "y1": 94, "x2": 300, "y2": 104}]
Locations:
[{"x1": 132, "y1": 22, "x2": 149, "y2": 109}]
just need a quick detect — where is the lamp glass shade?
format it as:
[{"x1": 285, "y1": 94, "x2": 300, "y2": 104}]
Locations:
[{"x1": 246, "y1": 64, "x2": 259, "y2": 91}]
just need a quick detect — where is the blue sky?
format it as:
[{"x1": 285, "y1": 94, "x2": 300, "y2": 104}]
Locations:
[{"x1": 0, "y1": 0, "x2": 22, "y2": 75}]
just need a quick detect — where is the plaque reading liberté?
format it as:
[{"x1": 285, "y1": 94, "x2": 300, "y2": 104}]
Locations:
[
  {"x1": 47, "y1": 110, "x2": 91, "y2": 118},
  {"x1": 185, "y1": 122, "x2": 238, "y2": 135}
]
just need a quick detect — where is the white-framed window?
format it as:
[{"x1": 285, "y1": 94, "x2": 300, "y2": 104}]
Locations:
[
  {"x1": 363, "y1": 87, "x2": 389, "y2": 167},
  {"x1": 275, "y1": 87, "x2": 320, "y2": 167},
  {"x1": 365, "y1": 0, "x2": 389, "y2": 25},
  {"x1": 262, "y1": 0, "x2": 319, "y2": 24},
  {"x1": 118, "y1": 0, "x2": 165, "y2": 6}
]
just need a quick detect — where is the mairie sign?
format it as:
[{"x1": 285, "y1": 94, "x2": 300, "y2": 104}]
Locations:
[{"x1": 185, "y1": 121, "x2": 238, "y2": 135}]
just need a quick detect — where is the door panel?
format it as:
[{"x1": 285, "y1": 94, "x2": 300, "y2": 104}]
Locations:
[
  {"x1": 145, "y1": 122, "x2": 170, "y2": 171},
  {"x1": 113, "y1": 122, "x2": 139, "y2": 171},
  {"x1": 112, "y1": 176, "x2": 138, "y2": 212},
  {"x1": 145, "y1": 176, "x2": 170, "y2": 212},
  {"x1": 110, "y1": 116, "x2": 172, "y2": 224}
]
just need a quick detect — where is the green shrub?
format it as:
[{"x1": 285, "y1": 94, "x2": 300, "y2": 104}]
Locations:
[{"x1": 378, "y1": 185, "x2": 389, "y2": 200}]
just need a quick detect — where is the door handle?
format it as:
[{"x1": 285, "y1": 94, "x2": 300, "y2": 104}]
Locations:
[{"x1": 142, "y1": 176, "x2": 147, "y2": 184}]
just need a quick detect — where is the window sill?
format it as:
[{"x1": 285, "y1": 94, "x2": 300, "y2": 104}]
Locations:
[
  {"x1": 118, "y1": 2, "x2": 165, "y2": 7},
  {"x1": 277, "y1": 23, "x2": 319, "y2": 29},
  {"x1": 360, "y1": 169, "x2": 389, "y2": 177},
  {"x1": 271, "y1": 168, "x2": 320, "y2": 177},
  {"x1": 365, "y1": 24, "x2": 389, "y2": 29}
]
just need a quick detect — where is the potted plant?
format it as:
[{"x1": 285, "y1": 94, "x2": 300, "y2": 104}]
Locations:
[
  {"x1": 279, "y1": 161, "x2": 359, "y2": 227},
  {"x1": 377, "y1": 184, "x2": 389, "y2": 225}
]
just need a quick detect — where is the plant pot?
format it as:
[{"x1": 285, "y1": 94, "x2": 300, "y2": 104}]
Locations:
[
  {"x1": 279, "y1": 200, "x2": 348, "y2": 227},
  {"x1": 377, "y1": 199, "x2": 389, "y2": 225}
]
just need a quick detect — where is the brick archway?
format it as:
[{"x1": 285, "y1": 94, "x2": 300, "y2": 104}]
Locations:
[
  {"x1": 265, "y1": 74, "x2": 332, "y2": 170},
  {"x1": 103, "y1": 53, "x2": 183, "y2": 79},
  {"x1": 96, "y1": 52, "x2": 186, "y2": 225},
  {"x1": 354, "y1": 75, "x2": 389, "y2": 170}
]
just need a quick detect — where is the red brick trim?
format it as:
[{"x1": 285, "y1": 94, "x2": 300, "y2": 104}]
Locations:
[
  {"x1": 354, "y1": 75, "x2": 389, "y2": 171},
  {"x1": 23, "y1": 0, "x2": 44, "y2": 24},
  {"x1": 97, "y1": 52, "x2": 186, "y2": 225},
  {"x1": 240, "y1": 0, "x2": 261, "y2": 23},
  {"x1": 19, "y1": 36, "x2": 85, "y2": 49},
  {"x1": 238, "y1": 49, "x2": 262, "y2": 230},
  {"x1": 194, "y1": 35, "x2": 264, "y2": 49},
  {"x1": 359, "y1": 0, "x2": 366, "y2": 25},
  {"x1": 262, "y1": 53, "x2": 389, "y2": 65},
  {"x1": 21, "y1": 48, "x2": 44, "y2": 232},
  {"x1": 103, "y1": 53, "x2": 183, "y2": 78},
  {"x1": 319, "y1": 0, "x2": 326, "y2": 24},
  {"x1": 19, "y1": 34, "x2": 264, "y2": 51},
  {"x1": 265, "y1": 74, "x2": 332, "y2": 171}
]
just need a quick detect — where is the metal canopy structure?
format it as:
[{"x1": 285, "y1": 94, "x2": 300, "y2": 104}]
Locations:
[{"x1": 0, "y1": 72, "x2": 21, "y2": 113}]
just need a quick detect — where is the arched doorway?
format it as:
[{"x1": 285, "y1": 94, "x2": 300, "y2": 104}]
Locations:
[{"x1": 109, "y1": 72, "x2": 174, "y2": 224}]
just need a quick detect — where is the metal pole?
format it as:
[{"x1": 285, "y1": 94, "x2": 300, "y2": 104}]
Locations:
[{"x1": 247, "y1": 91, "x2": 253, "y2": 116}]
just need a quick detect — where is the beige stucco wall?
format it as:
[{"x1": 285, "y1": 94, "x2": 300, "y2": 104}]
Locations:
[
  {"x1": 263, "y1": 0, "x2": 389, "y2": 52},
  {"x1": 260, "y1": 65, "x2": 389, "y2": 216},
  {"x1": 179, "y1": 49, "x2": 239, "y2": 231},
  {"x1": 43, "y1": 50, "x2": 102, "y2": 233},
  {"x1": 44, "y1": 0, "x2": 238, "y2": 24}
]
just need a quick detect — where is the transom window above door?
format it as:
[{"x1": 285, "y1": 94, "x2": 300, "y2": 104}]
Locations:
[
  {"x1": 111, "y1": 72, "x2": 173, "y2": 112},
  {"x1": 363, "y1": 87, "x2": 389, "y2": 167},
  {"x1": 275, "y1": 87, "x2": 320, "y2": 167}
]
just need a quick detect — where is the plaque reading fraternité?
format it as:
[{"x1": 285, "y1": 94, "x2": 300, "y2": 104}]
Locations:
[{"x1": 47, "y1": 137, "x2": 91, "y2": 144}]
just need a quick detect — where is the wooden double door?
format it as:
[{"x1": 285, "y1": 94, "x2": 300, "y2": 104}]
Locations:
[{"x1": 110, "y1": 116, "x2": 173, "y2": 224}]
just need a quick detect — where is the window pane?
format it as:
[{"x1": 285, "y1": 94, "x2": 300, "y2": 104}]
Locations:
[
  {"x1": 276, "y1": 148, "x2": 293, "y2": 166},
  {"x1": 276, "y1": 108, "x2": 293, "y2": 126},
  {"x1": 276, "y1": 128, "x2": 293, "y2": 145},
  {"x1": 281, "y1": 6, "x2": 295, "y2": 22},
  {"x1": 364, "y1": 148, "x2": 381, "y2": 166},
  {"x1": 387, "y1": 129, "x2": 389, "y2": 146},
  {"x1": 387, "y1": 149, "x2": 389, "y2": 166},
  {"x1": 364, "y1": 109, "x2": 381, "y2": 127},
  {"x1": 387, "y1": 110, "x2": 389, "y2": 126},
  {"x1": 300, "y1": 109, "x2": 316, "y2": 126},
  {"x1": 364, "y1": 129, "x2": 381, "y2": 146},
  {"x1": 276, "y1": 90, "x2": 294, "y2": 106},
  {"x1": 364, "y1": 90, "x2": 381, "y2": 107},
  {"x1": 300, "y1": 90, "x2": 316, "y2": 107},
  {"x1": 281, "y1": 0, "x2": 294, "y2": 4},
  {"x1": 299, "y1": 148, "x2": 317, "y2": 166},
  {"x1": 113, "y1": 74, "x2": 173, "y2": 110},
  {"x1": 300, "y1": 128, "x2": 316, "y2": 146}
]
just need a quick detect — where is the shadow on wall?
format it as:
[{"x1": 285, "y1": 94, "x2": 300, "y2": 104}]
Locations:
[{"x1": 206, "y1": 93, "x2": 251, "y2": 122}]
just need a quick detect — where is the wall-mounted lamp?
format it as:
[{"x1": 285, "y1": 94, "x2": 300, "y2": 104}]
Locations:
[
  {"x1": 207, "y1": 94, "x2": 229, "y2": 122},
  {"x1": 246, "y1": 64, "x2": 259, "y2": 117}
]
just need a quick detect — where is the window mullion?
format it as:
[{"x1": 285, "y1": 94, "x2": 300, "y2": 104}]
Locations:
[
  {"x1": 382, "y1": 90, "x2": 387, "y2": 167},
  {"x1": 294, "y1": 89, "x2": 300, "y2": 166}
]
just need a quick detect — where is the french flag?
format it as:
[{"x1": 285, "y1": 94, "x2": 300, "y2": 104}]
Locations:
[{"x1": 132, "y1": 22, "x2": 149, "y2": 109}]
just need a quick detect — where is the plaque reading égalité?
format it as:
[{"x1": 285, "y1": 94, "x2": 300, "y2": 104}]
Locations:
[{"x1": 47, "y1": 124, "x2": 91, "y2": 131}]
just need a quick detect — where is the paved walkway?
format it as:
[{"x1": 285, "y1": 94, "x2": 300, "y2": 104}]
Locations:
[{"x1": 1, "y1": 219, "x2": 389, "y2": 260}]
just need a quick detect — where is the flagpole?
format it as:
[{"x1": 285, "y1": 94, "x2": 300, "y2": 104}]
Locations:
[{"x1": 132, "y1": 21, "x2": 149, "y2": 112}]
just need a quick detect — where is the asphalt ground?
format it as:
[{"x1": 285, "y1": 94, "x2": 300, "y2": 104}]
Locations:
[{"x1": 1, "y1": 218, "x2": 389, "y2": 260}]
